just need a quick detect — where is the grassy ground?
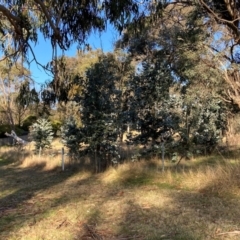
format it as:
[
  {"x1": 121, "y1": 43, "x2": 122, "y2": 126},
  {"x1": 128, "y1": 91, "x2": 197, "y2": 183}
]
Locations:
[{"x1": 1, "y1": 142, "x2": 240, "y2": 239}]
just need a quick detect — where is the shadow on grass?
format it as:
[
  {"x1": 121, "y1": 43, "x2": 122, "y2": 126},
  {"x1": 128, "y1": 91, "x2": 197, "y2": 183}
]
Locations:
[
  {"x1": 167, "y1": 190, "x2": 240, "y2": 239},
  {"x1": 99, "y1": 187, "x2": 240, "y2": 239},
  {"x1": 0, "y1": 148, "x2": 32, "y2": 166},
  {"x1": 72, "y1": 190, "x2": 209, "y2": 240},
  {"x1": 72, "y1": 157, "x2": 240, "y2": 239},
  {"x1": 0, "y1": 157, "x2": 14, "y2": 167},
  {"x1": 116, "y1": 201, "x2": 203, "y2": 240},
  {"x1": 2, "y1": 145, "x2": 240, "y2": 239},
  {"x1": 0, "y1": 155, "x2": 83, "y2": 239}
]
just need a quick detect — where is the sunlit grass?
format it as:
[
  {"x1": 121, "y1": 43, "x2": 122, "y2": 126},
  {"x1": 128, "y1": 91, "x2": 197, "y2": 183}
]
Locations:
[
  {"x1": 0, "y1": 139, "x2": 67, "y2": 171},
  {"x1": 1, "y1": 145, "x2": 240, "y2": 239},
  {"x1": 101, "y1": 156, "x2": 240, "y2": 192}
]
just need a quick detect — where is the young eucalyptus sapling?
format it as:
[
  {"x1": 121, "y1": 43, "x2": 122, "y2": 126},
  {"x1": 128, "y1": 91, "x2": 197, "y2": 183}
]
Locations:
[{"x1": 30, "y1": 118, "x2": 54, "y2": 155}]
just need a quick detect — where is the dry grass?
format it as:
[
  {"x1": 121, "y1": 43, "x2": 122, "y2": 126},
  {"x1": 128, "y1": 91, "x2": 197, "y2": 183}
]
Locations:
[
  {"x1": 1, "y1": 145, "x2": 240, "y2": 239},
  {"x1": 0, "y1": 139, "x2": 68, "y2": 171},
  {"x1": 180, "y1": 162, "x2": 240, "y2": 196}
]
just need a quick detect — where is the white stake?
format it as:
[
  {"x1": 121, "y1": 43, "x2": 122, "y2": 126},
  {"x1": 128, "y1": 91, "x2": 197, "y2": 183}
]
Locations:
[{"x1": 62, "y1": 147, "x2": 65, "y2": 171}]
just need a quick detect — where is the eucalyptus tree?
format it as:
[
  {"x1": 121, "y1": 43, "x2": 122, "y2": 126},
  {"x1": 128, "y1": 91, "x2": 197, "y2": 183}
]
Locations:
[
  {"x1": 0, "y1": 59, "x2": 31, "y2": 128},
  {"x1": 1, "y1": 0, "x2": 240, "y2": 66},
  {"x1": 115, "y1": 1, "x2": 231, "y2": 158},
  {"x1": 0, "y1": 0, "x2": 147, "y2": 65},
  {"x1": 15, "y1": 79, "x2": 39, "y2": 126},
  {"x1": 172, "y1": 0, "x2": 240, "y2": 109},
  {"x1": 196, "y1": 0, "x2": 240, "y2": 46},
  {"x1": 1, "y1": 0, "x2": 239, "y2": 111},
  {"x1": 51, "y1": 49, "x2": 103, "y2": 119},
  {"x1": 78, "y1": 52, "x2": 134, "y2": 171},
  {"x1": 30, "y1": 118, "x2": 54, "y2": 155}
]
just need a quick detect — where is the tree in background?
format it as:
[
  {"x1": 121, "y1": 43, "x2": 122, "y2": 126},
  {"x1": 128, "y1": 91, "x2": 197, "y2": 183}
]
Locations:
[
  {"x1": 48, "y1": 2, "x2": 231, "y2": 166},
  {"x1": 1, "y1": 1, "x2": 240, "y2": 110},
  {"x1": 15, "y1": 79, "x2": 39, "y2": 126},
  {"x1": 0, "y1": 59, "x2": 31, "y2": 128},
  {"x1": 30, "y1": 118, "x2": 53, "y2": 154},
  {"x1": 48, "y1": 49, "x2": 103, "y2": 124}
]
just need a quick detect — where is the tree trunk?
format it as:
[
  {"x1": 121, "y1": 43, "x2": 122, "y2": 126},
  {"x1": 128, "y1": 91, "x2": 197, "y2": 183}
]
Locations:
[{"x1": 6, "y1": 106, "x2": 15, "y2": 130}]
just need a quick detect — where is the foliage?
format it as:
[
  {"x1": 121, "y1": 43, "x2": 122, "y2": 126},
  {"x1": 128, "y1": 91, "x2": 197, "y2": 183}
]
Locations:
[
  {"x1": 0, "y1": 59, "x2": 31, "y2": 127},
  {"x1": 61, "y1": 117, "x2": 82, "y2": 159},
  {"x1": 50, "y1": 5, "x2": 230, "y2": 166},
  {"x1": 15, "y1": 80, "x2": 39, "y2": 125},
  {"x1": 197, "y1": 0, "x2": 240, "y2": 45},
  {"x1": 77, "y1": 52, "x2": 133, "y2": 171},
  {"x1": 43, "y1": 50, "x2": 102, "y2": 104},
  {"x1": 126, "y1": 59, "x2": 178, "y2": 146},
  {"x1": 0, "y1": 0, "x2": 144, "y2": 64},
  {"x1": 21, "y1": 115, "x2": 37, "y2": 131},
  {"x1": 191, "y1": 98, "x2": 227, "y2": 153},
  {"x1": 67, "y1": 49, "x2": 103, "y2": 79},
  {"x1": 1, "y1": 0, "x2": 238, "y2": 167},
  {"x1": 29, "y1": 118, "x2": 54, "y2": 152},
  {"x1": 113, "y1": 3, "x2": 231, "y2": 160},
  {"x1": 16, "y1": 80, "x2": 39, "y2": 106},
  {"x1": 51, "y1": 120, "x2": 62, "y2": 137}
]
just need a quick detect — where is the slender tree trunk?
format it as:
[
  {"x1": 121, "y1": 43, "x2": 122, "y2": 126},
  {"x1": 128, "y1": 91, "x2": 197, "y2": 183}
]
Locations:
[{"x1": 6, "y1": 106, "x2": 15, "y2": 130}]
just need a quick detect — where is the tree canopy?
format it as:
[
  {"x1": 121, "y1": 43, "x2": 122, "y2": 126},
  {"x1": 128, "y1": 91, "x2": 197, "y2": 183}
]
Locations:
[
  {"x1": 0, "y1": 0, "x2": 145, "y2": 63},
  {"x1": 1, "y1": 0, "x2": 240, "y2": 68}
]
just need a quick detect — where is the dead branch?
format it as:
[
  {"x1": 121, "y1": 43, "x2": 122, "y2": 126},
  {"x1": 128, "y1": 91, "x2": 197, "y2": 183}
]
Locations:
[{"x1": 5, "y1": 130, "x2": 28, "y2": 145}]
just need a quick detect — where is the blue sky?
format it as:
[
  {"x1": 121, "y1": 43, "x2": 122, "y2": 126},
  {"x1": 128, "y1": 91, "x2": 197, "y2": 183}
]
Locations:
[{"x1": 29, "y1": 24, "x2": 118, "y2": 88}]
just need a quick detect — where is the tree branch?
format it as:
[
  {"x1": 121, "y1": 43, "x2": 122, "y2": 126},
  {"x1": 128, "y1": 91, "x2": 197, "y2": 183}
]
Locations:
[
  {"x1": 33, "y1": 0, "x2": 59, "y2": 36},
  {"x1": 5, "y1": 130, "x2": 27, "y2": 145},
  {"x1": 208, "y1": 45, "x2": 233, "y2": 63},
  {"x1": 56, "y1": 1, "x2": 66, "y2": 26},
  {"x1": 0, "y1": 5, "x2": 21, "y2": 23},
  {"x1": 0, "y1": 4, "x2": 22, "y2": 34},
  {"x1": 199, "y1": 0, "x2": 240, "y2": 42},
  {"x1": 27, "y1": 42, "x2": 52, "y2": 76}
]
